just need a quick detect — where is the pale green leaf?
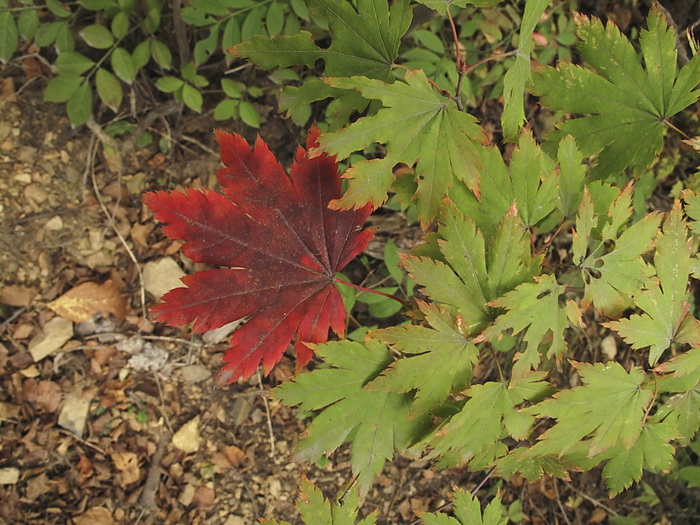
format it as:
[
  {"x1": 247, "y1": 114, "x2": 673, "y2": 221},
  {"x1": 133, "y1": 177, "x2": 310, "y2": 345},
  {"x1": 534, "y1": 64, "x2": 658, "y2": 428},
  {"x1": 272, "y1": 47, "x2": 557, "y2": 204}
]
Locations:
[
  {"x1": 655, "y1": 347, "x2": 700, "y2": 444},
  {"x1": 602, "y1": 422, "x2": 676, "y2": 496},
  {"x1": 607, "y1": 202, "x2": 692, "y2": 364},
  {"x1": 274, "y1": 340, "x2": 431, "y2": 497},
  {"x1": 55, "y1": 52, "x2": 95, "y2": 76},
  {"x1": 156, "y1": 76, "x2": 184, "y2": 93},
  {"x1": 182, "y1": 83, "x2": 203, "y2": 112},
  {"x1": 501, "y1": 0, "x2": 550, "y2": 139},
  {"x1": 369, "y1": 302, "x2": 478, "y2": 416},
  {"x1": 426, "y1": 377, "x2": 548, "y2": 468},
  {"x1": 17, "y1": 9, "x2": 40, "y2": 41},
  {"x1": 44, "y1": 75, "x2": 83, "y2": 103},
  {"x1": 80, "y1": 24, "x2": 115, "y2": 49},
  {"x1": 556, "y1": 135, "x2": 586, "y2": 219},
  {"x1": 0, "y1": 10, "x2": 18, "y2": 63},
  {"x1": 479, "y1": 274, "x2": 569, "y2": 380},
  {"x1": 528, "y1": 362, "x2": 653, "y2": 457},
  {"x1": 111, "y1": 47, "x2": 137, "y2": 84},
  {"x1": 533, "y1": 10, "x2": 700, "y2": 178},
  {"x1": 151, "y1": 39, "x2": 173, "y2": 69},
  {"x1": 96, "y1": 68, "x2": 123, "y2": 111},
  {"x1": 239, "y1": 100, "x2": 260, "y2": 128},
  {"x1": 316, "y1": 70, "x2": 484, "y2": 226},
  {"x1": 420, "y1": 490, "x2": 506, "y2": 525},
  {"x1": 67, "y1": 81, "x2": 92, "y2": 126}
]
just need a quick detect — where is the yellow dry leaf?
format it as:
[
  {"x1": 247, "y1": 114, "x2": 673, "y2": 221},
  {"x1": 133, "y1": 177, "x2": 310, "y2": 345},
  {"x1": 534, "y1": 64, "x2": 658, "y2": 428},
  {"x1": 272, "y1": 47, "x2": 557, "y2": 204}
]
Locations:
[{"x1": 48, "y1": 280, "x2": 127, "y2": 322}]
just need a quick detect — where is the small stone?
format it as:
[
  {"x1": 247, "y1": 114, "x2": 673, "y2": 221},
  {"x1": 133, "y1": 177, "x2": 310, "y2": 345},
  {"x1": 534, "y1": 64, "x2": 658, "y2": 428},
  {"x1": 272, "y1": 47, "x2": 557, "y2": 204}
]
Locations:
[
  {"x1": 0, "y1": 467, "x2": 20, "y2": 484},
  {"x1": 181, "y1": 365, "x2": 212, "y2": 384},
  {"x1": 13, "y1": 173, "x2": 31, "y2": 184},
  {"x1": 143, "y1": 257, "x2": 185, "y2": 300},
  {"x1": 45, "y1": 215, "x2": 63, "y2": 231},
  {"x1": 29, "y1": 317, "x2": 73, "y2": 362}
]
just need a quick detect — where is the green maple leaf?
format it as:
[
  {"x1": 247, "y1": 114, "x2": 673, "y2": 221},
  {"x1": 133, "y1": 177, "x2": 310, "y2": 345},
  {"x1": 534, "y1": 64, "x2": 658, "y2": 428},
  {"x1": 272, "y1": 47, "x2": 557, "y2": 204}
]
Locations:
[
  {"x1": 402, "y1": 202, "x2": 539, "y2": 335},
  {"x1": 263, "y1": 477, "x2": 376, "y2": 525},
  {"x1": 495, "y1": 447, "x2": 579, "y2": 482},
  {"x1": 369, "y1": 301, "x2": 479, "y2": 416},
  {"x1": 556, "y1": 136, "x2": 586, "y2": 219},
  {"x1": 601, "y1": 422, "x2": 677, "y2": 496},
  {"x1": 683, "y1": 189, "x2": 700, "y2": 235},
  {"x1": 532, "y1": 9, "x2": 700, "y2": 178},
  {"x1": 573, "y1": 185, "x2": 661, "y2": 316},
  {"x1": 274, "y1": 339, "x2": 430, "y2": 496},
  {"x1": 425, "y1": 375, "x2": 552, "y2": 468},
  {"x1": 314, "y1": 69, "x2": 485, "y2": 225},
  {"x1": 231, "y1": 0, "x2": 412, "y2": 121},
  {"x1": 419, "y1": 489, "x2": 506, "y2": 525},
  {"x1": 450, "y1": 132, "x2": 560, "y2": 237},
  {"x1": 501, "y1": 0, "x2": 551, "y2": 139},
  {"x1": 477, "y1": 274, "x2": 571, "y2": 380},
  {"x1": 655, "y1": 347, "x2": 700, "y2": 445},
  {"x1": 528, "y1": 362, "x2": 653, "y2": 458},
  {"x1": 415, "y1": 0, "x2": 501, "y2": 16},
  {"x1": 607, "y1": 201, "x2": 695, "y2": 364}
]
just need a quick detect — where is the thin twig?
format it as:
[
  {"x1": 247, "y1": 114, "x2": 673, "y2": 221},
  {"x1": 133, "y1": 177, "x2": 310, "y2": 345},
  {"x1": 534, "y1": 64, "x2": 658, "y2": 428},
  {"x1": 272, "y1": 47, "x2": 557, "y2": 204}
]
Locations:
[
  {"x1": 88, "y1": 140, "x2": 148, "y2": 319},
  {"x1": 0, "y1": 307, "x2": 27, "y2": 331},
  {"x1": 256, "y1": 370, "x2": 276, "y2": 459},
  {"x1": 152, "y1": 371, "x2": 174, "y2": 434},
  {"x1": 230, "y1": 465, "x2": 260, "y2": 521},
  {"x1": 553, "y1": 479, "x2": 573, "y2": 525}
]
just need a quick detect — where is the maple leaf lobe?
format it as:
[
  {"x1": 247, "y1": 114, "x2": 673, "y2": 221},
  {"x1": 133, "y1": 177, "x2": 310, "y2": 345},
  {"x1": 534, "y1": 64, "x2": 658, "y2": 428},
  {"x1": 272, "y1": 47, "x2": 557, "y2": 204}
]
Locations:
[{"x1": 143, "y1": 127, "x2": 374, "y2": 384}]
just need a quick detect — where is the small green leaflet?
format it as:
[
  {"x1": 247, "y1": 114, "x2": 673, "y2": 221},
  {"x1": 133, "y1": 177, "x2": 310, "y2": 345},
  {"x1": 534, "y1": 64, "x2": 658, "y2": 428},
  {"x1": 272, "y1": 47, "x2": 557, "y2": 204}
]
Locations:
[
  {"x1": 315, "y1": 69, "x2": 484, "y2": 226},
  {"x1": 424, "y1": 375, "x2": 551, "y2": 468},
  {"x1": 273, "y1": 339, "x2": 430, "y2": 497},
  {"x1": 262, "y1": 477, "x2": 376, "y2": 525},
  {"x1": 573, "y1": 184, "x2": 661, "y2": 316},
  {"x1": 607, "y1": 201, "x2": 696, "y2": 365},
  {"x1": 369, "y1": 301, "x2": 479, "y2": 416},
  {"x1": 231, "y1": 0, "x2": 412, "y2": 120},
  {"x1": 501, "y1": 0, "x2": 550, "y2": 140},
  {"x1": 556, "y1": 135, "x2": 586, "y2": 219},
  {"x1": 419, "y1": 489, "x2": 506, "y2": 525},
  {"x1": 601, "y1": 422, "x2": 676, "y2": 496},
  {"x1": 528, "y1": 362, "x2": 653, "y2": 458},
  {"x1": 477, "y1": 274, "x2": 571, "y2": 380},
  {"x1": 449, "y1": 132, "x2": 559, "y2": 237},
  {"x1": 683, "y1": 189, "x2": 700, "y2": 235},
  {"x1": 655, "y1": 347, "x2": 700, "y2": 445},
  {"x1": 401, "y1": 202, "x2": 539, "y2": 335},
  {"x1": 414, "y1": 1, "x2": 501, "y2": 16},
  {"x1": 532, "y1": 9, "x2": 700, "y2": 178},
  {"x1": 495, "y1": 447, "x2": 578, "y2": 482}
]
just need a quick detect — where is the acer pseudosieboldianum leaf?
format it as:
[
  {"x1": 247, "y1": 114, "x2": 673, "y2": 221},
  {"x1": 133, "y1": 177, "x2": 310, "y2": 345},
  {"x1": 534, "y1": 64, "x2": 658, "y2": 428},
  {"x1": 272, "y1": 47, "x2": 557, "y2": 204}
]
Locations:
[
  {"x1": 532, "y1": 8, "x2": 700, "y2": 178},
  {"x1": 143, "y1": 128, "x2": 374, "y2": 383}
]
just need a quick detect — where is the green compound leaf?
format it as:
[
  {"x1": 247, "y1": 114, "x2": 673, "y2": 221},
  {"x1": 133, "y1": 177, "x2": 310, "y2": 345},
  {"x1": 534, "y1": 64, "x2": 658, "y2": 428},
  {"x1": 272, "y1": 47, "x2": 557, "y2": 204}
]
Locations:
[
  {"x1": 419, "y1": 489, "x2": 506, "y2": 525},
  {"x1": 477, "y1": 274, "x2": 570, "y2": 380},
  {"x1": 425, "y1": 375, "x2": 551, "y2": 469},
  {"x1": 262, "y1": 477, "x2": 377, "y2": 525},
  {"x1": 528, "y1": 362, "x2": 653, "y2": 458},
  {"x1": 315, "y1": 70, "x2": 484, "y2": 226},
  {"x1": 601, "y1": 421, "x2": 676, "y2": 496},
  {"x1": 501, "y1": 0, "x2": 550, "y2": 140},
  {"x1": 532, "y1": 9, "x2": 700, "y2": 178},
  {"x1": 369, "y1": 301, "x2": 479, "y2": 416},
  {"x1": 607, "y1": 202, "x2": 694, "y2": 365},
  {"x1": 0, "y1": 9, "x2": 19, "y2": 63},
  {"x1": 232, "y1": 0, "x2": 411, "y2": 118},
  {"x1": 79, "y1": 24, "x2": 115, "y2": 49},
  {"x1": 655, "y1": 347, "x2": 700, "y2": 445},
  {"x1": 67, "y1": 81, "x2": 92, "y2": 126},
  {"x1": 402, "y1": 202, "x2": 539, "y2": 336},
  {"x1": 274, "y1": 339, "x2": 431, "y2": 497},
  {"x1": 449, "y1": 132, "x2": 558, "y2": 238},
  {"x1": 96, "y1": 68, "x2": 123, "y2": 111},
  {"x1": 573, "y1": 184, "x2": 662, "y2": 316}
]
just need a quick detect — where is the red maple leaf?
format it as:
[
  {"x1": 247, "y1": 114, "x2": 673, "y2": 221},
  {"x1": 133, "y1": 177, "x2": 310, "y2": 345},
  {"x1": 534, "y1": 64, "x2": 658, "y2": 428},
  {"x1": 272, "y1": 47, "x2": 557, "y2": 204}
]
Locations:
[{"x1": 143, "y1": 128, "x2": 374, "y2": 383}]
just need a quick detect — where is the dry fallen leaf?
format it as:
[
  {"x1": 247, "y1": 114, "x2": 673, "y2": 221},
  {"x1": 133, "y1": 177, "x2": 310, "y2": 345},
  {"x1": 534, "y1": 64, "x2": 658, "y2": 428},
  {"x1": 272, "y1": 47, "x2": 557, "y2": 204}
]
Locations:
[
  {"x1": 0, "y1": 285, "x2": 36, "y2": 307},
  {"x1": 58, "y1": 394, "x2": 91, "y2": 437},
  {"x1": 112, "y1": 451, "x2": 140, "y2": 486},
  {"x1": 23, "y1": 379, "x2": 62, "y2": 413},
  {"x1": 143, "y1": 257, "x2": 185, "y2": 300},
  {"x1": 72, "y1": 507, "x2": 115, "y2": 525},
  {"x1": 28, "y1": 316, "x2": 74, "y2": 362},
  {"x1": 48, "y1": 280, "x2": 127, "y2": 322},
  {"x1": 172, "y1": 416, "x2": 203, "y2": 454}
]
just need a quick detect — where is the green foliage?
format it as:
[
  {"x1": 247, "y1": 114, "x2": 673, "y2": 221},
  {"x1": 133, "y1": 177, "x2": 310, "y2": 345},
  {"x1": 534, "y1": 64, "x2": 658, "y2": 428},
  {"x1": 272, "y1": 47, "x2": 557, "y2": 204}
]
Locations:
[{"x1": 533, "y1": 9, "x2": 700, "y2": 178}]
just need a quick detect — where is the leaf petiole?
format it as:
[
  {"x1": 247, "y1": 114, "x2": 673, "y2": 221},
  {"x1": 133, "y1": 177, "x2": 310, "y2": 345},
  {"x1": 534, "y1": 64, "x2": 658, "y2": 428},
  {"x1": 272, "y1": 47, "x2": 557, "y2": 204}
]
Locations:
[{"x1": 333, "y1": 277, "x2": 412, "y2": 309}]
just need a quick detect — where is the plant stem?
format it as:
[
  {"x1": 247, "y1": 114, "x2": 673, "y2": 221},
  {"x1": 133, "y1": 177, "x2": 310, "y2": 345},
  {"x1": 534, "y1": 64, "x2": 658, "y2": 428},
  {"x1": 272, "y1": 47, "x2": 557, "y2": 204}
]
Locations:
[{"x1": 333, "y1": 277, "x2": 413, "y2": 309}]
